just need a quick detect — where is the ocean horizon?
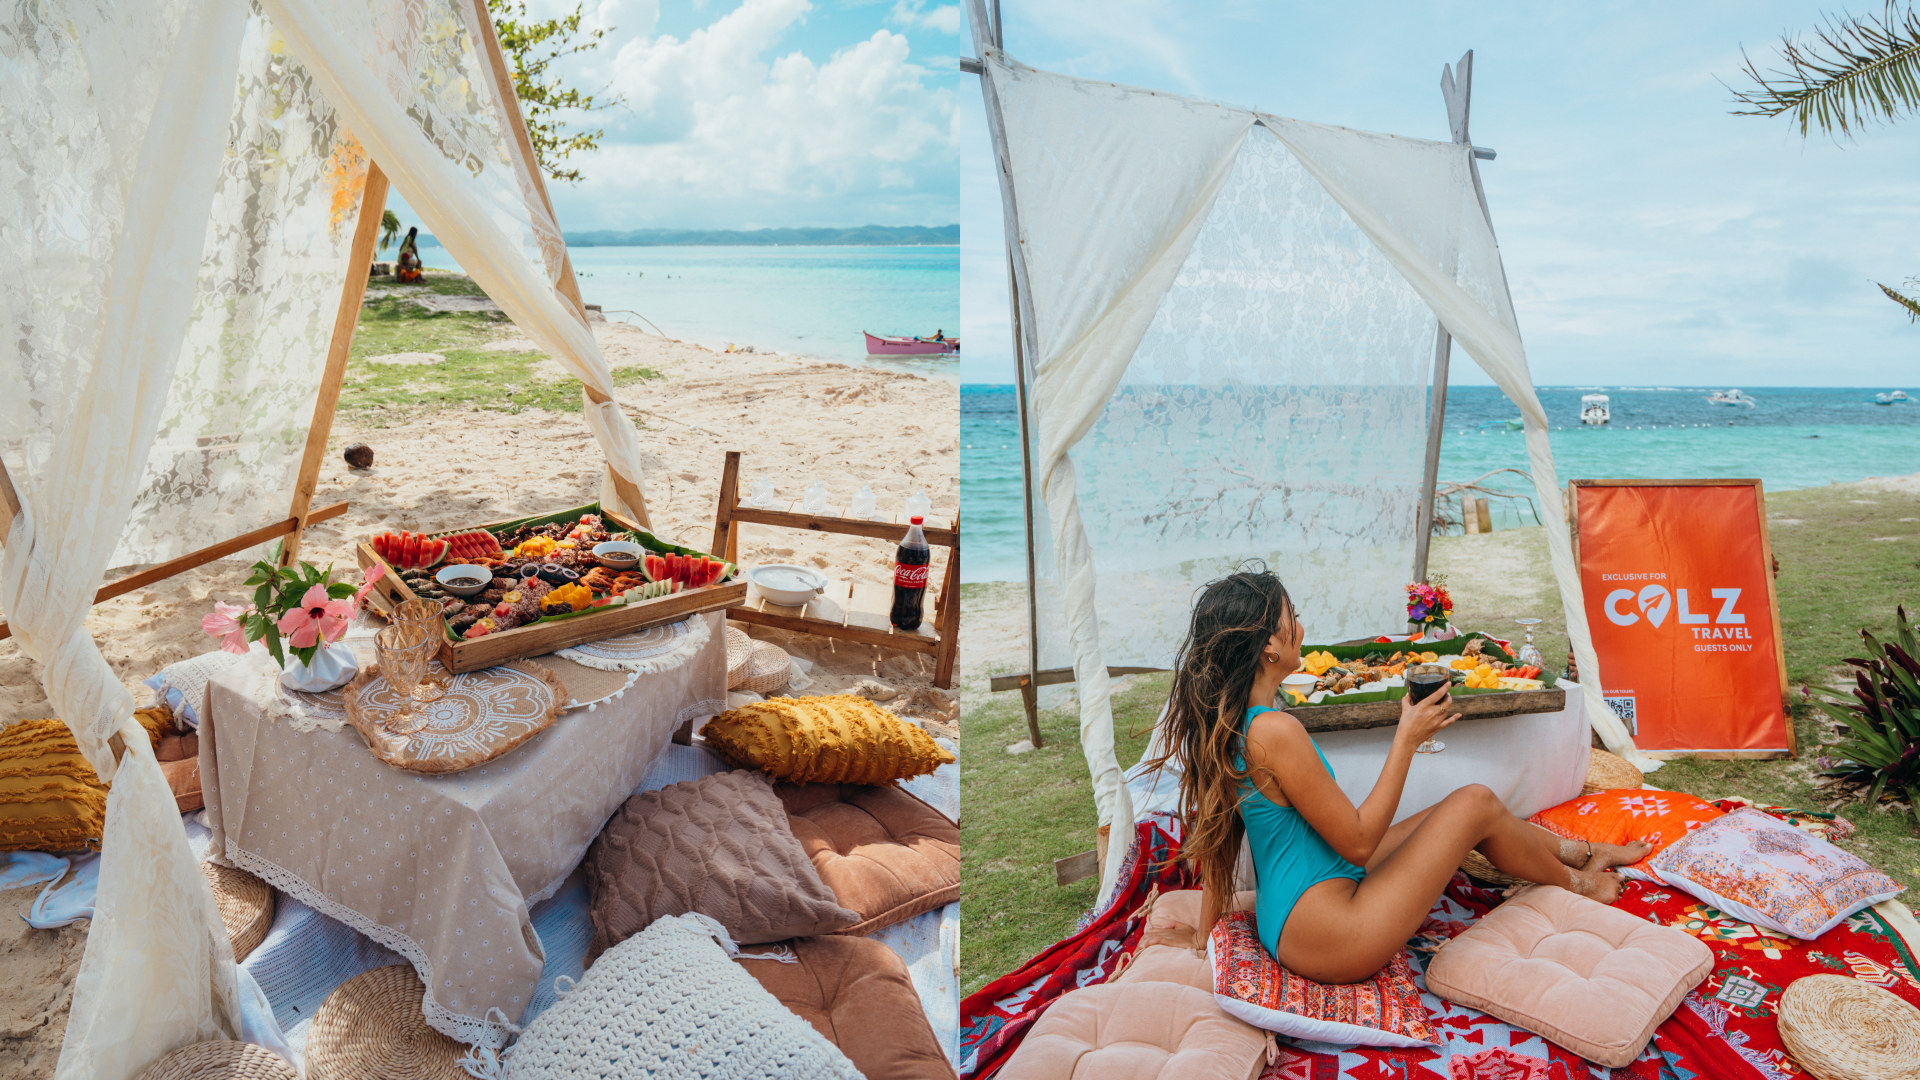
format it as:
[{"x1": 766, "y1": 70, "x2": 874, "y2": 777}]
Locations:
[{"x1": 961, "y1": 383, "x2": 1920, "y2": 583}]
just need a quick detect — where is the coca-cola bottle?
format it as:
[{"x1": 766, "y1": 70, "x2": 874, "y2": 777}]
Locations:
[{"x1": 890, "y1": 516, "x2": 930, "y2": 630}]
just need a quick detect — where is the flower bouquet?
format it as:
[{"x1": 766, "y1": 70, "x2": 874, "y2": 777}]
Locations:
[
  {"x1": 1406, "y1": 581, "x2": 1454, "y2": 637},
  {"x1": 203, "y1": 558, "x2": 384, "y2": 690}
]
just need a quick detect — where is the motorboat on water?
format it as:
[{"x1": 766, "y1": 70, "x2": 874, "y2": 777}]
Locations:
[
  {"x1": 864, "y1": 331, "x2": 959, "y2": 356},
  {"x1": 1580, "y1": 394, "x2": 1610, "y2": 426},
  {"x1": 1876, "y1": 390, "x2": 1909, "y2": 405},
  {"x1": 1705, "y1": 388, "x2": 1757, "y2": 407}
]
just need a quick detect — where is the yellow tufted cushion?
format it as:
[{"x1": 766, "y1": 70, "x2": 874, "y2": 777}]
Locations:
[
  {"x1": 1425, "y1": 885, "x2": 1712, "y2": 1067},
  {"x1": 0, "y1": 708, "x2": 171, "y2": 853},
  {"x1": 702, "y1": 695, "x2": 954, "y2": 785}
]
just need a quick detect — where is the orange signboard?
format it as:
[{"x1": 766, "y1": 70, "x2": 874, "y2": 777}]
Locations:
[{"x1": 1569, "y1": 480, "x2": 1790, "y2": 758}]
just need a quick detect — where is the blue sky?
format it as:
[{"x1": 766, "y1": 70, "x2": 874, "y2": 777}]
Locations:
[
  {"x1": 511, "y1": 0, "x2": 963, "y2": 231},
  {"x1": 959, "y1": 2, "x2": 1920, "y2": 387}
]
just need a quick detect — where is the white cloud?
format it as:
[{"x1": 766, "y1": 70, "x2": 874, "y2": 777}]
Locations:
[
  {"x1": 549, "y1": 0, "x2": 957, "y2": 228},
  {"x1": 889, "y1": 1, "x2": 961, "y2": 36}
]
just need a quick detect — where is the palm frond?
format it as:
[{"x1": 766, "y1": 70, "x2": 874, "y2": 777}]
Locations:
[
  {"x1": 1730, "y1": 2, "x2": 1920, "y2": 137},
  {"x1": 1881, "y1": 281, "x2": 1920, "y2": 322}
]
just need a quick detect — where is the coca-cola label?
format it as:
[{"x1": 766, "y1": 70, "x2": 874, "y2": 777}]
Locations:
[{"x1": 894, "y1": 562, "x2": 929, "y2": 589}]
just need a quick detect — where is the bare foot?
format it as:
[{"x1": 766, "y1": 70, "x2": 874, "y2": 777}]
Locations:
[
  {"x1": 1581, "y1": 840, "x2": 1651, "y2": 873},
  {"x1": 1565, "y1": 868, "x2": 1626, "y2": 904}
]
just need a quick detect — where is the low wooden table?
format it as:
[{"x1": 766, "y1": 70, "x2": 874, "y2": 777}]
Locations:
[{"x1": 194, "y1": 614, "x2": 726, "y2": 1048}]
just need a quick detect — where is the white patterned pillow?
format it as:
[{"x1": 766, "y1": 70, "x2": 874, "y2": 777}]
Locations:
[
  {"x1": 1649, "y1": 808, "x2": 1903, "y2": 940},
  {"x1": 500, "y1": 913, "x2": 862, "y2": 1080}
]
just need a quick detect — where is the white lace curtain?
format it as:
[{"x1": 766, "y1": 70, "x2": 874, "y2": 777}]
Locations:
[
  {"x1": 1, "y1": 1, "x2": 652, "y2": 1074},
  {"x1": 975, "y1": 44, "x2": 1644, "y2": 902}
]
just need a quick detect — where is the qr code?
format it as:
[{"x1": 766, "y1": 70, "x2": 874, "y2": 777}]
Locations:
[{"x1": 1604, "y1": 695, "x2": 1637, "y2": 734}]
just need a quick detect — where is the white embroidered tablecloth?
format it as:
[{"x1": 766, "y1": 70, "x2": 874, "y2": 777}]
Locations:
[{"x1": 196, "y1": 612, "x2": 727, "y2": 1048}]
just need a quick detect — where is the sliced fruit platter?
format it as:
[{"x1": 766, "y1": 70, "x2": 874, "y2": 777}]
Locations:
[
  {"x1": 1283, "y1": 632, "x2": 1565, "y2": 735},
  {"x1": 356, "y1": 502, "x2": 749, "y2": 673}
]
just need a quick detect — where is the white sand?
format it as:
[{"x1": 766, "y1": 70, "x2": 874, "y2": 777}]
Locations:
[{"x1": 0, "y1": 319, "x2": 957, "y2": 1071}]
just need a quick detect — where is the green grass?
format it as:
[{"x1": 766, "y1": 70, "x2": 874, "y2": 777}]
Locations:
[
  {"x1": 959, "y1": 479, "x2": 1920, "y2": 996},
  {"x1": 341, "y1": 287, "x2": 659, "y2": 425}
]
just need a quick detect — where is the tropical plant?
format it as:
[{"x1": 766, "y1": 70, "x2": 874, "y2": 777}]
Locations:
[
  {"x1": 487, "y1": 0, "x2": 622, "y2": 183},
  {"x1": 1810, "y1": 606, "x2": 1920, "y2": 818},
  {"x1": 202, "y1": 559, "x2": 383, "y2": 669},
  {"x1": 380, "y1": 209, "x2": 401, "y2": 253},
  {"x1": 1730, "y1": 4, "x2": 1920, "y2": 320}
]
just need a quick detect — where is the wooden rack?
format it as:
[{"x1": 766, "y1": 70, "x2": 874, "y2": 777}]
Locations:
[{"x1": 710, "y1": 451, "x2": 958, "y2": 688}]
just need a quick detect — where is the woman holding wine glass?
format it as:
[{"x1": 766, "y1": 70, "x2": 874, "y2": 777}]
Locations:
[{"x1": 1143, "y1": 567, "x2": 1648, "y2": 983}]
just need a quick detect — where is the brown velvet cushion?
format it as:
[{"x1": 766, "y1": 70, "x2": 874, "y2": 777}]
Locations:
[
  {"x1": 1425, "y1": 885, "x2": 1713, "y2": 1068},
  {"x1": 160, "y1": 756, "x2": 203, "y2": 814},
  {"x1": 156, "y1": 732, "x2": 198, "y2": 763},
  {"x1": 740, "y1": 935, "x2": 957, "y2": 1080},
  {"x1": 584, "y1": 770, "x2": 858, "y2": 960},
  {"x1": 999, "y1": 981, "x2": 1266, "y2": 1080},
  {"x1": 776, "y1": 782, "x2": 959, "y2": 935}
]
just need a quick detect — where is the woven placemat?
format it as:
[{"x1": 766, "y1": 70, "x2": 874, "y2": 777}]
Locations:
[
  {"x1": 342, "y1": 661, "x2": 568, "y2": 774},
  {"x1": 201, "y1": 861, "x2": 274, "y2": 962},
  {"x1": 1582, "y1": 748, "x2": 1644, "y2": 795},
  {"x1": 1778, "y1": 974, "x2": 1920, "y2": 1080},
  {"x1": 738, "y1": 640, "x2": 792, "y2": 694},
  {"x1": 134, "y1": 1041, "x2": 298, "y2": 1080},
  {"x1": 305, "y1": 965, "x2": 469, "y2": 1080},
  {"x1": 725, "y1": 625, "x2": 754, "y2": 689}
]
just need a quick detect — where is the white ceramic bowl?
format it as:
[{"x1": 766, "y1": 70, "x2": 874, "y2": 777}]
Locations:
[
  {"x1": 748, "y1": 564, "x2": 827, "y2": 607},
  {"x1": 592, "y1": 540, "x2": 642, "y2": 569},
  {"x1": 435, "y1": 564, "x2": 493, "y2": 597}
]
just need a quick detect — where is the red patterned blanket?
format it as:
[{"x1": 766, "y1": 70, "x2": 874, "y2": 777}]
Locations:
[{"x1": 962, "y1": 805, "x2": 1920, "y2": 1080}]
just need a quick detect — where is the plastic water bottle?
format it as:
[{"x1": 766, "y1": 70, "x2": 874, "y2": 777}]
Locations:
[
  {"x1": 748, "y1": 478, "x2": 774, "y2": 507},
  {"x1": 905, "y1": 488, "x2": 931, "y2": 521},
  {"x1": 803, "y1": 481, "x2": 830, "y2": 515},
  {"x1": 850, "y1": 484, "x2": 877, "y2": 519}
]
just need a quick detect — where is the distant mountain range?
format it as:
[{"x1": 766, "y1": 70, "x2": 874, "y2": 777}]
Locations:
[{"x1": 414, "y1": 224, "x2": 958, "y2": 248}]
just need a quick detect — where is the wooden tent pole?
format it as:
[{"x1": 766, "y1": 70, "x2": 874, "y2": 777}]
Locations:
[
  {"x1": 467, "y1": 0, "x2": 651, "y2": 528},
  {"x1": 0, "y1": 455, "x2": 19, "y2": 546},
  {"x1": 281, "y1": 162, "x2": 389, "y2": 568}
]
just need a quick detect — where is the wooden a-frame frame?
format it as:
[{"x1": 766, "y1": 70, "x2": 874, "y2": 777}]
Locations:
[{"x1": 0, "y1": 5, "x2": 649, "y2": 636}]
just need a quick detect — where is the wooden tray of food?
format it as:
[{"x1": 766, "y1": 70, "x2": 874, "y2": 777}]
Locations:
[
  {"x1": 356, "y1": 503, "x2": 747, "y2": 673},
  {"x1": 1286, "y1": 635, "x2": 1566, "y2": 734}
]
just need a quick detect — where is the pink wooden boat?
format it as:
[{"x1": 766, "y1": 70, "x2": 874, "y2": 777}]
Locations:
[{"x1": 864, "y1": 331, "x2": 959, "y2": 356}]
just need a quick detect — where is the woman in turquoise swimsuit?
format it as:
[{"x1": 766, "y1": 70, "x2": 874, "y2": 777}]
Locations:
[{"x1": 1149, "y1": 569, "x2": 1648, "y2": 984}]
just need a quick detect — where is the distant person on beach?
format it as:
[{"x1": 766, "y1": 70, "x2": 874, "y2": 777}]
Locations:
[
  {"x1": 396, "y1": 226, "x2": 422, "y2": 284},
  {"x1": 1144, "y1": 568, "x2": 1647, "y2": 984}
]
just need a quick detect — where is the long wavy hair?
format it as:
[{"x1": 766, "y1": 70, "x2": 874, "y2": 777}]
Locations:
[{"x1": 1144, "y1": 567, "x2": 1297, "y2": 928}]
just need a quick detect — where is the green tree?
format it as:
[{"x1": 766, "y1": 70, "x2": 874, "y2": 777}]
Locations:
[
  {"x1": 1730, "y1": 3, "x2": 1920, "y2": 318},
  {"x1": 379, "y1": 209, "x2": 401, "y2": 253},
  {"x1": 487, "y1": 0, "x2": 623, "y2": 184}
]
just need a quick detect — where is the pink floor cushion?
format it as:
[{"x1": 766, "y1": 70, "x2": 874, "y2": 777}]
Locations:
[
  {"x1": 1424, "y1": 885, "x2": 1712, "y2": 1068},
  {"x1": 1207, "y1": 910, "x2": 1436, "y2": 1047},
  {"x1": 1114, "y1": 943, "x2": 1213, "y2": 991},
  {"x1": 1648, "y1": 807, "x2": 1905, "y2": 939},
  {"x1": 996, "y1": 981, "x2": 1267, "y2": 1080}
]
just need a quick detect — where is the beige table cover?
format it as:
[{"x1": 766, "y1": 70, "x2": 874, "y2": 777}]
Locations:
[{"x1": 198, "y1": 612, "x2": 726, "y2": 1048}]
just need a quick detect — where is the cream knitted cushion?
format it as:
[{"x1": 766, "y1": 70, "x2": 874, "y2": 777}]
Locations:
[{"x1": 502, "y1": 913, "x2": 863, "y2": 1080}]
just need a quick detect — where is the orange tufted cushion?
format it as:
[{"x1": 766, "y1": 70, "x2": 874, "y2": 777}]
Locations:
[
  {"x1": 740, "y1": 935, "x2": 957, "y2": 1080},
  {"x1": 776, "y1": 782, "x2": 959, "y2": 935},
  {"x1": 998, "y1": 981, "x2": 1266, "y2": 1080},
  {"x1": 1425, "y1": 885, "x2": 1712, "y2": 1067},
  {"x1": 1528, "y1": 789, "x2": 1723, "y2": 881}
]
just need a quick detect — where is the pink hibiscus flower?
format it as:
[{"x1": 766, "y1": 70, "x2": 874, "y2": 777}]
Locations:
[
  {"x1": 276, "y1": 584, "x2": 355, "y2": 648},
  {"x1": 354, "y1": 561, "x2": 386, "y2": 608},
  {"x1": 201, "y1": 601, "x2": 253, "y2": 655}
]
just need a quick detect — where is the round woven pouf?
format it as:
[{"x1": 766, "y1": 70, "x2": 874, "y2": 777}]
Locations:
[
  {"x1": 305, "y1": 965, "x2": 469, "y2": 1080},
  {"x1": 1458, "y1": 849, "x2": 1524, "y2": 887},
  {"x1": 201, "y1": 861, "x2": 274, "y2": 962},
  {"x1": 1778, "y1": 974, "x2": 1920, "y2": 1080},
  {"x1": 724, "y1": 625, "x2": 755, "y2": 690},
  {"x1": 134, "y1": 1041, "x2": 298, "y2": 1080},
  {"x1": 1582, "y1": 748, "x2": 1644, "y2": 795},
  {"x1": 738, "y1": 640, "x2": 792, "y2": 694}
]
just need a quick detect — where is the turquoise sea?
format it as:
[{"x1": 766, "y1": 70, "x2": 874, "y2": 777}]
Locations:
[
  {"x1": 961, "y1": 384, "x2": 1920, "y2": 582},
  {"x1": 564, "y1": 245, "x2": 959, "y2": 378}
]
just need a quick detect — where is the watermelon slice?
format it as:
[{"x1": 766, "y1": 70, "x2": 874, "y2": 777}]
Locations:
[
  {"x1": 421, "y1": 537, "x2": 447, "y2": 568},
  {"x1": 402, "y1": 532, "x2": 418, "y2": 569}
]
